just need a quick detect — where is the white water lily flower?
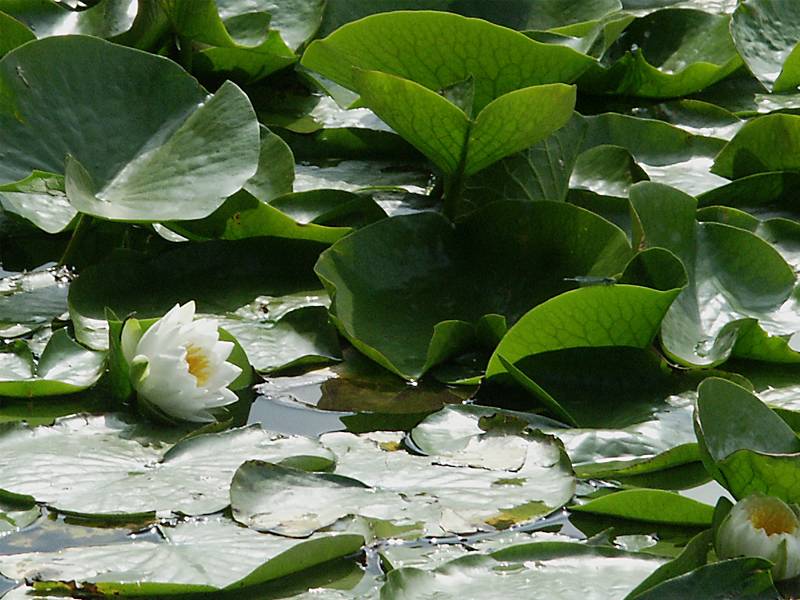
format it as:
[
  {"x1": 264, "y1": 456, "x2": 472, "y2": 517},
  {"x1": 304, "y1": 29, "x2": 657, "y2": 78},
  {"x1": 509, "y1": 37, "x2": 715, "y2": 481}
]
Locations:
[
  {"x1": 121, "y1": 301, "x2": 241, "y2": 422},
  {"x1": 716, "y1": 493, "x2": 800, "y2": 581}
]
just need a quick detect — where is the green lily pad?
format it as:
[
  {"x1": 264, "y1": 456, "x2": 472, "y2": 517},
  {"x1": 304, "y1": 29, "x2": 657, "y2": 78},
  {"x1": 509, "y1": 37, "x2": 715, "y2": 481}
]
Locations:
[
  {"x1": 712, "y1": 114, "x2": 800, "y2": 179},
  {"x1": 162, "y1": 0, "x2": 300, "y2": 83},
  {"x1": 319, "y1": 429, "x2": 575, "y2": 534},
  {"x1": 231, "y1": 461, "x2": 409, "y2": 538},
  {"x1": 581, "y1": 113, "x2": 728, "y2": 196},
  {"x1": 167, "y1": 190, "x2": 349, "y2": 244},
  {"x1": 0, "y1": 329, "x2": 105, "y2": 397},
  {"x1": 571, "y1": 145, "x2": 649, "y2": 197},
  {"x1": 68, "y1": 237, "x2": 326, "y2": 350},
  {"x1": 0, "y1": 36, "x2": 260, "y2": 222},
  {"x1": 0, "y1": 415, "x2": 334, "y2": 517},
  {"x1": 628, "y1": 557, "x2": 779, "y2": 600},
  {"x1": 486, "y1": 284, "x2": 679, "y2": 379},
  {"x1": 570, "y1": 489, "x2": 714, "y2": 527},
  {"x1": 462, "y1": 113, "x2": 588, "y2": 209},
  {"x1": 381, "y1": 543, "x2": 664, "y2": 599},
  {"x1": 353, "y1": 68, "x2": 577, "y2": 177},
  {"x1": 245, "y1": 124, "x2": 296, "y2": 202},
  {"x1": 731, "y1": 0, "x2": 800, "y2": 93},
  {"x1": 316, "y1": 201, "x2": 631, "y2": 379},
  {"x1": 219, "y1": 306, "x2": 341, "y2": 374},
  {"x1": 697, "y1": 172, "x2": 800, "y2": 216},
  {"x1": 293, "y1": 160, "x2": 429, "y2": 194},
  {"x1": 695, "y1": 377, "x2": 800, "y2": 502},
  {"x1": 412, "y1": 401, "x2": 702, "y2": 489},
  {"x1": 0, "y1": 516, "x2": 363, "y2": 596},
  {"x1": 631, "y1": 182, "x2": 797, "y2": 366},
  {"x1": 0, "y1": 171, "x2": 74, "y2": 234},
  {"x1": 580, "y1": 9, "x2": 741, "y2": 98},
  {"x1": 0, "y1": 11, "x2": 34, "y2": 58},
  {"x1": 302, "y1": 11, "x2": 594, "y2": 114},
  {"x1": 0, "y1": 266, "x2": 69, "y2": 335},
  {"x1": 0, "y1": 0, "x2": 142, "y2": 41}
]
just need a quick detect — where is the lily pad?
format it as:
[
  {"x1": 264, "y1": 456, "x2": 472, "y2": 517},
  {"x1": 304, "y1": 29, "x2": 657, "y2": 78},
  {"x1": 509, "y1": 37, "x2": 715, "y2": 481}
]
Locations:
[
  {"x1": 0, "y1": 0, "x2": 143, "y2": 41},
  {"x1": 581, "y1": 113, "x2": 728, "y2": 196},
  {"x1": 570, "y1": 489, "x2": 714, "y2": 527},
  {"x1": 731, "y1": 0, "x2": 800, "y2": 93},
  {"x1": 162, "y1": 0, "x2": 300, "y2": 83},
  {"x1": 695, "y1": 377, "x2": 800, "y2": 502},
  {"x1": 0, "y1": 265, "x2": 69, "y2": 335},
  {"x1": 412, "y1": 401, "x2": 703, "y2": 489},
  {"x1": 486, "y1": 284, "x2": 680, "y2": 379},
  {"x1": 352, "y1": 70, "x2": 577, "y2": 178},
  {"x1": 381, "y1": 543, "x2": 664, "y2": 599},
  {"x1": 219, "y1": 306, "x2": 341, "y2": 374},
  {"x1": 0, "y1": 329, "x2": 105, "y2": 397},
  {"x1": 302, "y1": 11, "x2": 594, "y2": 113},
  {"x1": 462, "y1": 113, "x2": 588, "y2": 209},
  {"x1": 0, "y1": 516, "x2": 363, "y2": 596},
  {"x1": 0, "y1": 172, "x2": 74, "y2": 234},
  {"x1": 712, "y1": 114, "x2": 800, "y2": 179},
  {"x1": 68, "y1": 237, "x2": 326, "y2": 349},
  {"x1": 0, "y1": 36, "x2": 260, "y2": 222},
  {"x1": 231, "y1": 461, "x2": 435, "y2": 539},
  {"x1": 580, "y1": 9, "x2": 741, "y2": 98},
  {"x1": 319, "y1": 429, "x2": 575, "y2": 535},
  {"x1": 0, "y1": 415, "x2": 334, "y2": 517},
  {"x1": 316, "y1": 201, "x2": 631, "y2": 379},
  {"x1": 628, "y1": 557, "x2": 779, "y2": 600},
  {"x1": 630, "y1": 182, "x2": 797, "y2": 366},
  {"x1": 0, "y1": 11, "x2": 34, "y2": 58}
]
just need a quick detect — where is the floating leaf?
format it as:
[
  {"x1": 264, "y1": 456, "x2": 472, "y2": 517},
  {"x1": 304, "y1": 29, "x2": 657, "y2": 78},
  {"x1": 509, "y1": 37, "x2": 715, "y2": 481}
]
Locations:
[
  {"x1": 302, "y1": 11, "x2": 593, "y2": 113},
  {"x1": 68, "y1": 237, "x2": 326, "y2": 349},
  {"x1": 0, "y1": 415, "x2": 334, "y2": 517},
  {"x1": 570, "y1": 489, "x2": 714, "y2": 527},
  {"x1": 0, "y1": 329, "x2": 105, "y2": 397},
  {"x1": 731, "y1": 0, "x2": 800, "y2": 93},
  {"x1": 0, "y1": 0, "x2": 145, "y2": 42},
  {"x1": 0, "y1": 266, "x2": 69, "y2": 335},
  {"x1": 581, "y1": 113, "x2": 728, "y2": 196},
  {"x1": 0, "y1": 11, "x2": 34, "y2": 58},
  {"x1": 628, "y1": 557, "x2": 778, "y2": 600},
  {"x1": 695, "y1": 377, "x2": 800, "y2": 502},
  {"x1": 0, "y1": 517, "x2": 362, "y2": 596},
  {"x1": 381, "y1": 543, "x2": 664, "y2": 599},
  {"x1": 316, "y1": 201, "x2": 631, "y2": 379},
  {"x1": 712, "y1": 114, "x2": 800, "y2": 179},
  {"x1": 631, "y1": 182, "x2": 797, "y2": 366},
  {"x1": 162, "y1": 0, "x2": 300, "y2": 83},
  {"x1": 319, "y1": 429, "x2": 575, "y2": 535},
  {"x1": 219, "y1": 306, "x2": 341, "y2": 374},
  {"x1": 580, "y1": 9, "x2": 741, "y2": 98},
  {"x1": 0, "y1": 171, "x2": 74, "y2": 234},
  {"x1": 0, "y1": 36, "x2": 260, "y2": 223},
  {"x1": 486, "y1": 285, "x2": 679, "y2": 379}
]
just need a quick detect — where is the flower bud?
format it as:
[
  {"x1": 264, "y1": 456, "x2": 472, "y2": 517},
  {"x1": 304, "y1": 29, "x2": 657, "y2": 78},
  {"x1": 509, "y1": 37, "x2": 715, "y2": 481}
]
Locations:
[{"x1": 716, "y1": 493, "x2": 800, "y2": 581}]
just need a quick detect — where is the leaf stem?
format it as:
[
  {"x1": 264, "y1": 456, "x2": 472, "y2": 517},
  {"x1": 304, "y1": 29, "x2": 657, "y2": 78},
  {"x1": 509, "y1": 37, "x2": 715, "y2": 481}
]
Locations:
[
  {"x1": 442, "y1": 124, "x2": 472, "y2": 221},
  {"x1": 178, "y1": 35, "x2": 193, "y2": 72},
  {"x1": 442, "y1": 171, "x2": 465, "y2": 221},
  {"x1": 58, "y1": 214, "x2": 92, "y2": 267}
]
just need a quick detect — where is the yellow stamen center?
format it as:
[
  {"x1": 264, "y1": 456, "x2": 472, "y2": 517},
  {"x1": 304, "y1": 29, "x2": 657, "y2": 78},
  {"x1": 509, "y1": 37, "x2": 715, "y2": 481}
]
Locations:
[
  {"x1": 185, "y1": 344, "x2": 211, "y2": 387},
  {"x1": 749, "y1": 502, "x2": 798, "y2": 536}
]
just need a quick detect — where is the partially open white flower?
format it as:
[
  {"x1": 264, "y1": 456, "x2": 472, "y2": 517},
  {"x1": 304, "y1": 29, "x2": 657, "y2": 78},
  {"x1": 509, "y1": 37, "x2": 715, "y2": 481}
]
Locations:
[
  {"x1": 716, "y1": 493, "x2": 800, "y2": 581},
  {"x1": 120, "y1": 301, "x2": 241, "y2": 422}
]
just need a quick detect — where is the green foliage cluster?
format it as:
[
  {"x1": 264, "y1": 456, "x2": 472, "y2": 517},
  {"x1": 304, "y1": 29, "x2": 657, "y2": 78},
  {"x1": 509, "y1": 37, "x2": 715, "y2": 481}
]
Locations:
[{"x1": 4, "y1": 0, "x2": 800, "y2": 597}]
